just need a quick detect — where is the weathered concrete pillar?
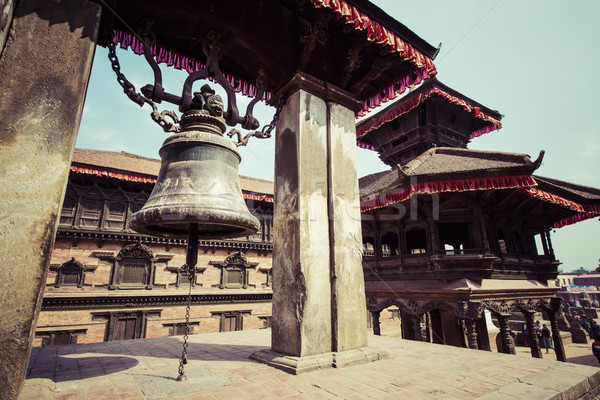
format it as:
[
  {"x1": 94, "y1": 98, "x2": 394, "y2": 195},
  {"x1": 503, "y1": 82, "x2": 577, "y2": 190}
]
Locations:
[
  {"x1": 523, "y1": 310, "x2": 543, "y2": 358},
  {"x1": 251, "y1": 72, "x2": 383, "y2": 374},
  {"x1": 0, "y1": 1, "x2": 100, "y2": 398}
]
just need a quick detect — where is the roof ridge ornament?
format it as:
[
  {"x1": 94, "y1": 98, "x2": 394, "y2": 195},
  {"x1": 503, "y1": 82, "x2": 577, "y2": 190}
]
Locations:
[{"x1": 532, "y1": 150, "x2": 545, "y2": 170}]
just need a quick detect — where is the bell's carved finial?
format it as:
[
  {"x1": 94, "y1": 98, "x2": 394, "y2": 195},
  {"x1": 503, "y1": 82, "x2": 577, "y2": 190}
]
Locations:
[{"x1": 192, "y1": 84, "x2": 224, "y2": 117}]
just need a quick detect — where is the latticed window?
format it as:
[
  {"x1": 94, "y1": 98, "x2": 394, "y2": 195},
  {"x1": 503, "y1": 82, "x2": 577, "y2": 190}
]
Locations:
[
  {"x1": 211, "y1": 251, "x2": 257, "y2": 289},
  {"x1": 79, "y1": 196, "x2": 104, "y2": 228},
  {"x1": 53, "y1": 258, "x2": 87, "y2": 288},
  {"x1": 164, "y1": 322, "x2": 199, "y2": 336},
  {"x1": 38, "y1": 330, "x2": 84, "y2": 346},
  {"x1": 111, "y1": 243, "x2": 155, "y2": 288},
  {"x1": 61, "y1": 272, "x2": 80, "y2": 286},
  {"x1": 59, "y1": 195, "x2": 77, "y2": 226},
  {"x1": 121, "y1": 262, "x2": 148, "y2": 285},
  {"x1": 224, "y1": 266, "x2": 244, "y2": 286}
]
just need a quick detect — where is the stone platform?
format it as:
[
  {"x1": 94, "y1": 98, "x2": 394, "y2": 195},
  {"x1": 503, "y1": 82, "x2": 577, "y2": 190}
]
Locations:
[{"x1": 21, "y1": 329, "x2": 600, "y2": 399}]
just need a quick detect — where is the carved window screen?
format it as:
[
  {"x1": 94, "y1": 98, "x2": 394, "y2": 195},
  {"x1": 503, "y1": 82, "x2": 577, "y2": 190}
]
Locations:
[
  {"x1": 60, "y1": 195, "x2": 77, "y2": 226},
  {"x1": 224, "y1": 266, "x2": 244, "y2": 287},
  {"x1": 79, "y1": 197, "x2": 103, "y2": 228},
  {"x1": 61, "y1": 272, "x2": 80, "y2": 286},
  {"x1": 105, "y1": 201, "x2": 128, "y2": 230},
  {"x1": 121, "y1": 261, "x2": 148, "y2": 285}
]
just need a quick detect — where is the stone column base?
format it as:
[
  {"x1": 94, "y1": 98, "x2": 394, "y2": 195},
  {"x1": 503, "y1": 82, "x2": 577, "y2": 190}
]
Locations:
[{"x1": 249, "y1": 347, "x2": 388, "y2": 375}]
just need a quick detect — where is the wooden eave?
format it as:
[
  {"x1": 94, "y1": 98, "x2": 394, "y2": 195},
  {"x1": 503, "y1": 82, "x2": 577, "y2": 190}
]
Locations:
[{"x1": 94, "y1": 0, "x2": 436, "y2": 106}]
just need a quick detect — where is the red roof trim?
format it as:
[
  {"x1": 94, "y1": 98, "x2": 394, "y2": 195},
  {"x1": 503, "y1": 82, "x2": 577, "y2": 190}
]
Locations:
[
  {"x1": 361, "y1": 175, "x2": 535, "y2": 212},
  {"x1": 309, "y1": 0, "x2": 437, "y2": 117},
  {"x1": 519, "y1": 187, "x2": 585, "y2": 213},
  {"x1": 553, "y1": 213, "x2": 599, "y2": 229},
  {"x1": 112, "y1": 31, "x2": 269, "y2": 101},
  {"x1": 356, "y1": 87, "x2": 502, "y2": 140},
  {"x1": 70, "y1": 166, "x2": 274, "y2": 202},
  {"x1": 71, "y1": 166, "x2": 157, "y2": 184}
]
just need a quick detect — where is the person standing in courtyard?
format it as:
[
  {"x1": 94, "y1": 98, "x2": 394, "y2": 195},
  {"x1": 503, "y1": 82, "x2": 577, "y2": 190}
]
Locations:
[
  {"x1": 592, "y1": 336, "x2": 600, "y2": 366},
  {"x1": 541, "y1": 324, "x2": 554, "y2": 354}
]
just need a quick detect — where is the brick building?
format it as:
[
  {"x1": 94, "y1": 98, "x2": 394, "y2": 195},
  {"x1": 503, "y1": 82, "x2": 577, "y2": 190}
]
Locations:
[{"x1": 35, "y1": 149, "x2": 274, "y2": 346}]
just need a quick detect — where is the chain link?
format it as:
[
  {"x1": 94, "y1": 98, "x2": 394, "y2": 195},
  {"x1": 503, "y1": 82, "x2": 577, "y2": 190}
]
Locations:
[
  {"x1": 176, "y1": 267, "x2": 194, "y2": 381},
  {"x1": 106, "y1": 30, "x2": 180, "y2": 133},
  {"x1": 257, "y1": 94, "x2": 287, "y2": 139},
  {"x1": 227, "y1": 94, "x2": 287, "y2": 147}
]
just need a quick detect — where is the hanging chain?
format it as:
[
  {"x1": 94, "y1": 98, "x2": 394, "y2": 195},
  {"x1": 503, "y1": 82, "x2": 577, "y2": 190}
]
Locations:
[
  {"x1": 227, "y1": 94, "x2": 287, "y2": 146},
  {"x1": 105, "y1": 30, "x2": 180, "y2": 133},
  {"x1": 176, "y1": 267, "x2": 195, "y2": 382},
  {"x1": 259, "y1": 94, "x2": 287, "y2": 139}
]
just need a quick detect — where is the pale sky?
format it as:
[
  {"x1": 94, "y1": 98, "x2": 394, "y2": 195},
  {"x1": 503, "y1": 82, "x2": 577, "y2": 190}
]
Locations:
[{"x1": 77, "y1": 0, "x2": 600, "y2": 272}]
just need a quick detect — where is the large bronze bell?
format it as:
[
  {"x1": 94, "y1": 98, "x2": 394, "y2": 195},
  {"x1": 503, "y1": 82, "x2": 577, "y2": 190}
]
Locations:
[{"x1": 128, "y1": 88, "x2": 260, "y2": 239}]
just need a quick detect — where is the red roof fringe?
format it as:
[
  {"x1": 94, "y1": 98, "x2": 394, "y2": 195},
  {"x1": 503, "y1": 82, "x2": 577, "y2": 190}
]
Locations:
[
  {"x1": 310, "y1": 0, "x2": 437, "y2": 117},
  {"x1": 356, "y1": 87, "x2": 502, "y2": 140},
  {"x1": 115, "y1": 0, "x2": 439, "y2": 118},
  {"x1": 112, "y1": 31, "x2": 270, "y2": 101},
  {"x1": 519, "y1": 187, "x2": 585, "y2": 213},
  {"x1": 70, "y1": 166, "x2": 274, "y2": 203},
  {"x1": 361, "y1": 175, "x2": 536, "y2": 212},
  {"x1": 71, "y1": 166, "x2": 157, "y2": 184},
  {"x1": 553, "y1": 213, "x2": 600, "y2": 229}
]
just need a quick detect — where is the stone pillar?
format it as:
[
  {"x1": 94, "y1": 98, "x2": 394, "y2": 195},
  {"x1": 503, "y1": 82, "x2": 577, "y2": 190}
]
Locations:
[
  {"x1": 464, "y1": 319, "x2": 479, "y2": 349},
  {"x1": 0, "y1": 1, "x2": 101, "y2": 398},
  {"x1": 496, "y1": 315, "x2": 516, "y2": 354},
  {"x1": 252, "y1": 72, "x2": 382, "y2": 374},
  {"x1": 549, "y1": 298, "x2": 567, "y2": 362},
  {"x1": 523, "y1": 311, "x2": 543, "y2": 358},
  {"x1": 372, "y1": 311, "x2": 381, "y2": 336}
]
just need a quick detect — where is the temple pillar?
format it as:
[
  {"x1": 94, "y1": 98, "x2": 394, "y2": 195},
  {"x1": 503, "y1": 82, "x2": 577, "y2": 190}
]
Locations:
[
  {"x1": 464, "y1": 319, "x2": 479, "y2": 349},
  {"x1": 425, "y1": 204, "x2": 440, "y2": 255},
  {"x1": 412, "y1": 314, "x2": 428, "y2": 342},
  {"x1": 252, "y1": 72, "x2": 383, "y2": 374},
  {"x1": 550, "y1": 298, "x2": 567, "y2": 362},
  {"x1": 540, "y1": 231, "x2": 549, "y2": 255},
  {"x1": 374, "y1": 216, "x2": 381, "y2": 265},
  {"x1": 0, "y1": 1, "x2": 101, "y2": 398},
  {"x1": 479, "y1": 214, "x2": 491, "y2": 253},
  {"x1": 496, "y1": 314, "x2": 516, "y2": 354},
  {"x1": 372, "y1": 311, "x2": 381, "y2": 336},
  {"x1": 546, "y1": 230, "x2": 555, "y2": 259},
  {"x1": 523, "y1": 310, "x2": 543, "y2": 358}
]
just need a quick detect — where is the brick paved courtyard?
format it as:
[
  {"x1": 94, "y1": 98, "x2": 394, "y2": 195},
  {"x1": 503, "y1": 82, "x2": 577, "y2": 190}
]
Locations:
[{"x1": 20, "y1": 329, "x2": 600, "y2": 399}]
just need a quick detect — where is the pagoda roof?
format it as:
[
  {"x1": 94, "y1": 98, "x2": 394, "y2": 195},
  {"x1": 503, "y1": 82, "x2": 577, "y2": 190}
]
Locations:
[
  {"x1": 534, "y1": 176, "x2": 600, "y2": 202},
  {"x1": 356, "y1": 77, "x2": 503, "y2": 146},
  {"x1": 95, "y1": 0, "x2": 437, "y2": 117},
  {"x1": 359, "y1": 147, "x2": 541, "y2": 198},
  {"x1": 71, "y1": 148, "x2": 274, "y2": 198},
  {"x1": 358, "y1": 147, "x2": 600, "y2": 229}
]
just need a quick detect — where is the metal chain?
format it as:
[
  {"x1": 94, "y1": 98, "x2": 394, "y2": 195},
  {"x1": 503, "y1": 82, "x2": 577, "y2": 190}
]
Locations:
[
  {"x1": 106, "y1": 30, "x2": 180, "y2": 133},
  {"x1": 258, "y1": 94, "x2": 288, "y2": 139},
  {"x1": 176, "y1": 268, "x2": 194, "y2": 381},
  {"x1": 227, "y1": 94, "x2": 288, "y2": 146}
]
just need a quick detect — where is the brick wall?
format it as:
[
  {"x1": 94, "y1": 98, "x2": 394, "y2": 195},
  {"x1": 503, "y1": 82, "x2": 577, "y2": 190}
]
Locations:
[{"x1": 37, "y1": 237, "x2": 273, "y2": 345}]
